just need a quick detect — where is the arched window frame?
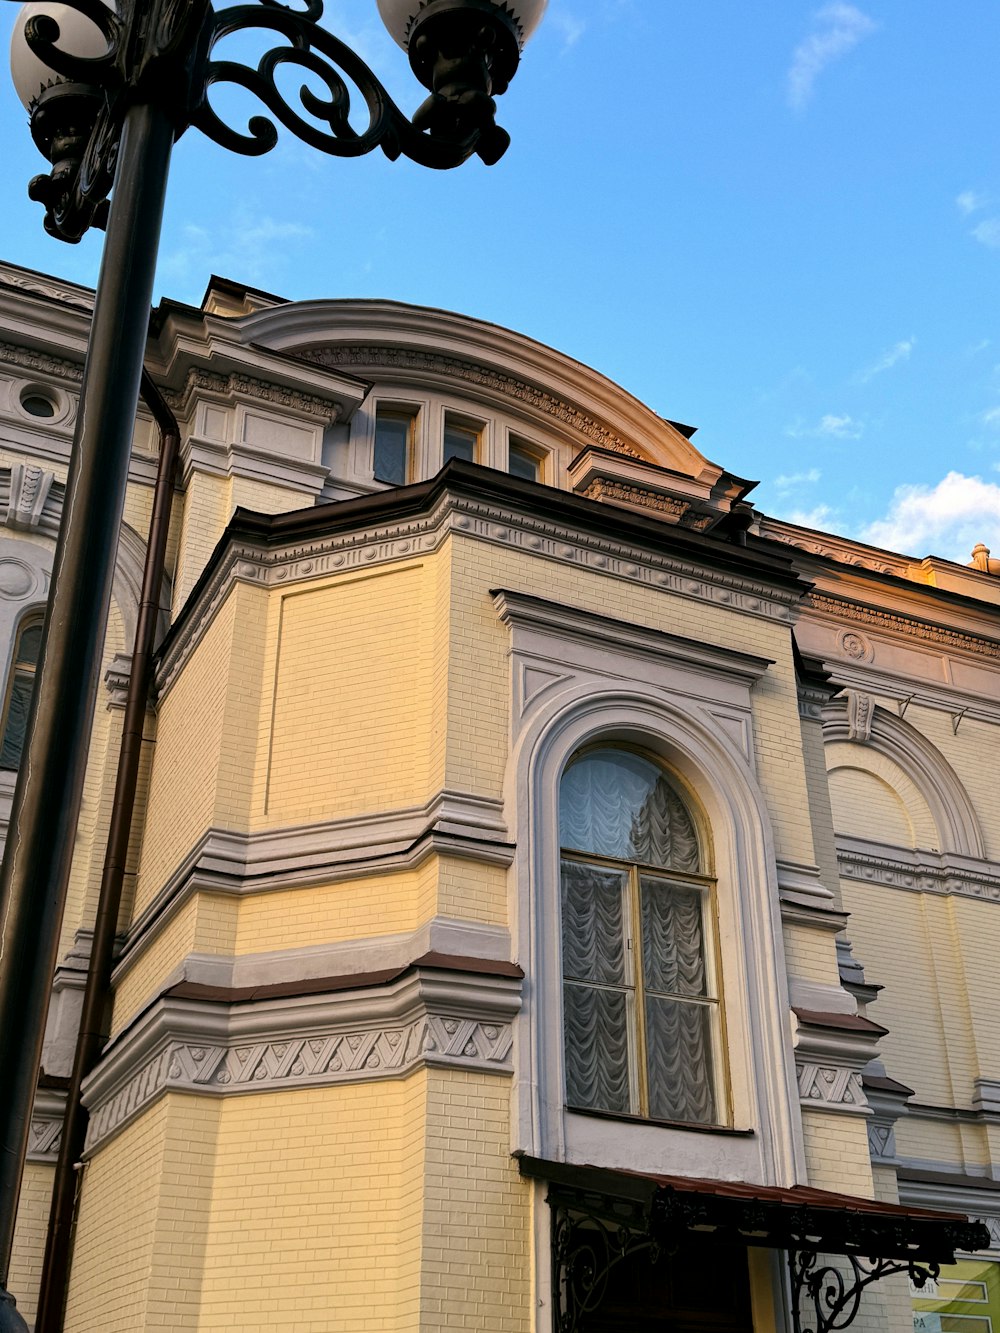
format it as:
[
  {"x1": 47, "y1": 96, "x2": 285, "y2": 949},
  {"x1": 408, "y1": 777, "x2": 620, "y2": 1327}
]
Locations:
[
  {"x1": 558, "y1": 741, "x2": 732, "y2": 1129},
  {"x1": 505, "y1": 679, "x2": 803, "y2": 1186},
  {"x1": 0, "y1": 608, "x2": 45, "y2": 771}
]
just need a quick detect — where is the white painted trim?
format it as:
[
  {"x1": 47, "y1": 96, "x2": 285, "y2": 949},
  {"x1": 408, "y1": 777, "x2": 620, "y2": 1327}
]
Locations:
[
  {"x1": 84, "y1": 966, "x2": 521, "y2": 1154},
  {"x1": 500, "y1": 635, "x2": 804, "y2": 1186}
]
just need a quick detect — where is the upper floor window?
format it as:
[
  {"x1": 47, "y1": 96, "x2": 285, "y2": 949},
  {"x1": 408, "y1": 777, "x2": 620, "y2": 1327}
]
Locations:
[
  {"x1": 508, "y1": 440, "x2": 541, "y2": 482},
  {"x1": 373, "y1": 410, "x2": 412, "y2": 486},
  {"x1": 559, "y1": 746, "x2": 725, "y2": 1126},
  {"x1": 0, "y1": 613, "x2": 43, "y2": 770},
  {"x1": 443, "y1": 419, "x2": 478, "y2": 464}
]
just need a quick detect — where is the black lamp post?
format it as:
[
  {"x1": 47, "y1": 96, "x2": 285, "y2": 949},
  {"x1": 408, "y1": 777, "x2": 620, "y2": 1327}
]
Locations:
[{"x1": 0, "y1": 0, "x2": 545, "y2": 1326}]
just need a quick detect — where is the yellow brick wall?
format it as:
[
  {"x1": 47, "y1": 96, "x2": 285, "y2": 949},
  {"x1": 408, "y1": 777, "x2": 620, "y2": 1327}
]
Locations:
[
  {"x1": 783, "y1": 922, "x2": 841, "y2": 985},
  {"x1": 65, "y1": 1100, "x2": 170, "y2": 1331},
  {"x1": 111, "y1": 894, "x2": 238, "y2": 1037},
  {"x1": 800, "y1": 1109, "x2": 874, "y2": 1197},
  {"x1": 7, "y1": 1161, "x2": 53, "y2": 1325},
  {"x1": 420, "y1": 1070, "x2": 531, "y2": 1332},
  {"x1": 262, "y1": 561, "x2": 446, "y2": 824},
  {"x1": 196, "y1": 1079, "x2": 427, "y2": 1330}
]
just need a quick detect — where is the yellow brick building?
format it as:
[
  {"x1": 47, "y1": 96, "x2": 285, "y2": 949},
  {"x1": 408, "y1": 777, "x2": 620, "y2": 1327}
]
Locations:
[{"x1": 2, "y1": 259, "x2": 999, "y2": 1331}]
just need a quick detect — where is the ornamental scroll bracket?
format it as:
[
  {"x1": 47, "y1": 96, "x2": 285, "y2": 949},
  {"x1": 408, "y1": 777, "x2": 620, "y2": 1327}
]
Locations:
[
  {"x1": 788, "y1": 1250, "x2": 938, "y2": 1333},
  {"x1": 13, "y1": 0, "x2": 515, "y2": 243}
]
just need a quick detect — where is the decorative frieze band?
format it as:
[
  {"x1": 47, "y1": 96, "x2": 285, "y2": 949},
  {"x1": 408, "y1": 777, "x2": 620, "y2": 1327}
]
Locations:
[
  {"x1": 27, "y1": 1088, "x2": 67, "y2": 1163},
  {"x1": 797, "y1": 1063, "x2": 868, "y2": 1113},
  {"x1": 837, "y1": 840, "x2": 1000, "y2": 905},
  {"x1": 301, "y1": 344, "x2": 642, "y2": 458},
  {"x1": 157, "y1": 490, "x2": 803, "y2": 701},
  {"x1": 809, "y1": 592, "x2": 1000, "y2": 661},
  {"x1": 83, "y1": 967, "x2": 520, "y2": 1154},
  {"x1": 163, "y1": 366, "x2": 344, "y2": 421}
]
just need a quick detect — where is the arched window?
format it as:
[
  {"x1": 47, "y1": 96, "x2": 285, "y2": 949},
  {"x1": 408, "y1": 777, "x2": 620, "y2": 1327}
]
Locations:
[
  {"x1": 0, "y1": 613, "x2": 43, "y2": 770},
  {"x1": 559, "y1": 746, "x2": 725, "y2": 1126}
]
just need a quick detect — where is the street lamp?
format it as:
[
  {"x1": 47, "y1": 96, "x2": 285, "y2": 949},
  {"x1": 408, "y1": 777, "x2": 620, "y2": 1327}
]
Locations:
[{"x1": 0, "y1": 0, "x2": 545, "y2": 1326}]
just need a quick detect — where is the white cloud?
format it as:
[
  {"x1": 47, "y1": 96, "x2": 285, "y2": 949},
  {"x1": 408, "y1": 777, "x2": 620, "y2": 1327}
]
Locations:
[
  {"x1": 787, "y1": 4, "x2": 876, "y2": 111},
  {"x1": 980, "y1": 406, "x2": 1000, "y2": 430},
  {"x1": 857, "y1": 471, "x2": 1000, "y2": 561},
  {"x1": 859, "y1": 337, "x2": 915, "y2": 382},
  {"x1": 956, "y1": 190, "x2": 986, "y2": 216},
  {"x1": 787, "y1": 413, "x2": 864, "y2": 440},
  {"x1": 782, "y1": 503, "x2": 838, "y2": 532},
  {"x1": 160, "y1": 213, "x2": 315, "y2": 286},
  {"x1": 549, "y1": 9, "x2": 586, "y2": 49},
  {"x1": 775, "y1": 467, "x2": 821, "y2": 490},
  {"x1": 971, "y1": 218, "x2": 1000, "y2": 249}
]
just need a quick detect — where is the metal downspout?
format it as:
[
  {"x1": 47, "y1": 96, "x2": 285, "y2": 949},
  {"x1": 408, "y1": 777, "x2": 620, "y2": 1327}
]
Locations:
[{"x1": 34, "y1": 369, "x2": 180, "y2": 1332}]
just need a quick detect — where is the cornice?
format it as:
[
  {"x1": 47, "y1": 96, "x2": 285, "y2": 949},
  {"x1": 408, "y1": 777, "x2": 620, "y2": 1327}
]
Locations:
[
  {"x1": 807, "y1": 591, "x2": 1000, "y2": 661},
  {"x1": 157, "y1": 488, "x2": 804, "y2": 704},
  {"x1": 836, "y1": 836, "x2": 1000, "y2": 904},
  {"x1": 0, "y1": 338, "x2": 83, "y2": 384},
  {"x1": 304, "y1": 343, "x2": 644, "y2": 457},
  {"x1": 119, "y1": 790, "x2": 513, "y2": 979},
  {"x1": 492, "y1": 588, "x2": 774, "y2": 687},
  {"x1": 84, "y1": 965, "x2": 521, "y2": 1155},
  {"x1": 0, "y1": 264, "x2": 94, "y2": 312},
  {"x1": 163, "y1": 365, "x2": 347, "y2": 422}
]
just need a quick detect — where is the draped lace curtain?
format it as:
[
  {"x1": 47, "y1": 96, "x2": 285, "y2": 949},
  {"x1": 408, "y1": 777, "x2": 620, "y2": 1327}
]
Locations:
[
  {"x1": 560, "y1": 748, "x2": 718, "y2": 1125},
  {"x1": 0, "y1": 616, "x2": 42, "y2": 771}
]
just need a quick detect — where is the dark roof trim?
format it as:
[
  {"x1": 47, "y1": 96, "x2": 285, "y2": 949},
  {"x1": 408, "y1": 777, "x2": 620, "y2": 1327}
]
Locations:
[
  {"x1": 162, "y1": 460, "x2": 809, "y2": 660},
  {"x1": 793, "y1": 1007, "x2": 889, "y2": 1037},
  {"x1": 518, "y1": 1156, "x2": 990, "y2": 1264},
  {"x1": 165, "y1": 952, "x2": 523, "y2": 1006}
]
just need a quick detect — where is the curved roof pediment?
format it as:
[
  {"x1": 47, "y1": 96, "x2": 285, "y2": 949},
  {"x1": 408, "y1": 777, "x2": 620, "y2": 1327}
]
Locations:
[{"x1": 232, "y1": 298, "x2": 719, "y2": 482}]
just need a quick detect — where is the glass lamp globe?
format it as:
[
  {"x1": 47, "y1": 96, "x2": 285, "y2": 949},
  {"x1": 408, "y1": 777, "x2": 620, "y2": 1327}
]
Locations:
[{"x1": 9, "y1": 2, "x2": 111, "y2": 110}]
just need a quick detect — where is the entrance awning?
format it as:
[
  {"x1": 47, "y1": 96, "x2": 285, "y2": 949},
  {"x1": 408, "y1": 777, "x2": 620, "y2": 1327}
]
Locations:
[{"x1": 518, "y1": 1156, "x2": 992, "y2": 1333}]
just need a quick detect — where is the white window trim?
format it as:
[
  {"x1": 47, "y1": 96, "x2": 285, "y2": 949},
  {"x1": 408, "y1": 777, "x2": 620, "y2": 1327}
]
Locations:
[{"x1": 496, "y1": 590, "x2": 804, "y2": 1187}]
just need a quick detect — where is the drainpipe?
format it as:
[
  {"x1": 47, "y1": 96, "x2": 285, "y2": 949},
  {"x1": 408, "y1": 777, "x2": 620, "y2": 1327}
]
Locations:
[{"x1": 34, "y1": 368, "x2": 180, "y2": 1332}]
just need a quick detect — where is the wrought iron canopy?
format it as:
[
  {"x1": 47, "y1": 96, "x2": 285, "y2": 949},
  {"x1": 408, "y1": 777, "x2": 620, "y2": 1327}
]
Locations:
[{"x1": 518, "y1": 1156, "x2": 992, "y2": 1333}]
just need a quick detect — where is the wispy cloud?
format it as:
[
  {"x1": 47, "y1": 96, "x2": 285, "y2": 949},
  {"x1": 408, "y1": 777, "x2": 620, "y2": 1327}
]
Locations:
[
  {"x1": 160, "y1": 212, "x2": 315, "y2": 287},
  {"x1": 787, "y1": 4, "x2": 876, "y2": 111},
  {"x1": 859, "y1": 337, "x2": 915, "y2": 382},
  {"x1": 775, "y1": 467, "x2": 822, "y2": 490},
  {"x1": 956, "y1": 190, "x2": 986, "y2": 216},
  {"x1": 971, "y1": 218, "x2": 1000, "y2": 249},
  {"x1": 786, "y1": 413, "x2": 864, "y2": 440},
  {"x1": 548, "y1": 8, "x2": 586, "y2": 49},
  {"x1": 782, "y1": 503, "x2": 838, "y2": 532},
  {"x1": 858, "y1": 471, "x2": 1000, "y2": 561},
  {"x1": 980, "y1": 406, "x2": 1000, "y2": 430}
]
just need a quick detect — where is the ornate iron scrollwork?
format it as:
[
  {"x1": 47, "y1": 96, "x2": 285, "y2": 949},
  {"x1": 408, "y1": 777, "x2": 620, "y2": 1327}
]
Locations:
[
  {"x1": 789, "y1": 1249, "x2": 940, "y2": 1333},
  {"x1": 11, "y1": 0, "x2": 511, "y2": 243},
  {"x1": 552, "y1": 1199, "x2": 660, "y2": 1333}
]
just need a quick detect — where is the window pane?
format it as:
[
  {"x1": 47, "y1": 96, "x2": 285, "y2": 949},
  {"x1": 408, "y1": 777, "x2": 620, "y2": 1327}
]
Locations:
[
  {"x1": 561, "y1": 860, "x2": 628, "y2": 986},
  {"x1": 373, "y1": 413, "x2": 409, "y2": 485},
  {"x1": 640, "y1": 878, "x2": 708, "y2": 998},
  {"x1": 508, "y1": 444, "x2": 539, "y2": 481},
  {"x1": 645, "y1": 996, "x2": 717, "y2": 1124},
  {"x1": 443, "y1": 425, "x2": 476, "y2": 463},
  {"x1": 564, "y1": 983, "x2": 631, "y2": 1113},
  {"x1": 16, "y1": 622, "x2": 42, "y2": 667},
  {"x1": 0, "y1": 671, "x2": 34, "y2": 769},
  {"x1": 560, "y1": 748, "x2": 700, "y2": 871}
]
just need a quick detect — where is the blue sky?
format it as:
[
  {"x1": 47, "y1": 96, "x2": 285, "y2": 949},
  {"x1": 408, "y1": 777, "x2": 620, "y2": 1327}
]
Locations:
[{"x1": 2, "y1": 1, "x2": 1000, "y2": 563}]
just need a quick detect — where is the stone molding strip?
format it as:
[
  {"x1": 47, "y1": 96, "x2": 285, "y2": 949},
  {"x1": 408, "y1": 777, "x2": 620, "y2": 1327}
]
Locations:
[
  {"x1": 120, "y1": 789, "x2": 512, "y2": 976},
  {"x1": 84, "y1": 962, "x2": 521, "y2": 1156},
  {"x1": 156, "y1": 487, "x2": 805, "y2": 703},
  {"x1": 837, "y1": 836, "x2": 1000, "y2": 905},
  {"x1": 793, "y1": 1009, "x2": 886, "y2": 1117},
  {"x1": 28, "y1": 1085, "x2": 67, "y2": 1164},
  {"x1": 808, "y1": 591, "x2": 1000, "y2": 661}
]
